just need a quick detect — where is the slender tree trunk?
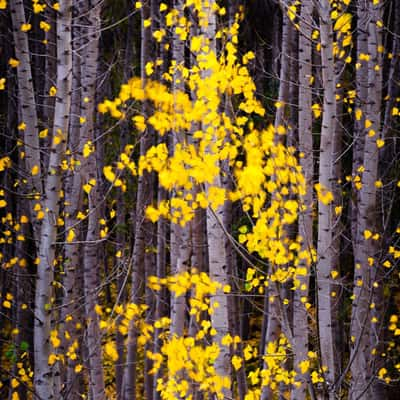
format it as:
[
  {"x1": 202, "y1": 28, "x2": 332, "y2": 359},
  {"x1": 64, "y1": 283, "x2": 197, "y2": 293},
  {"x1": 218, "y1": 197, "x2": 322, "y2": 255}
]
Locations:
[
  {"x1": 78, "y1": 1, "x2": 105, "y2": 398},
  {"x1": 32, "y1": 0, "x2": 73, "y2": 397},
  {"x1": 316, "y1": 2, "x2": 337, "y2": 397},
  {"x1": 60, "y1": 11, "x2": 84, "y2": 397},
  {"x1": 170, "y1": 0, "x2": 191, "y2": 339},
  {"x1": 115, "y1": 4, "x2": 136, "y2": 398},
  {"x1": 202, "y1": 2, "x2": 232, "y2": 396},
  {"x1": 349, "y1": 2, "x2": 383, "y2": 399},
  {"x1": 123, "y1": 1, "x2": 153, "y2": 398},
  {"x1": 291, "y1": 2, "x2": 313, "y2": 399},
  {"x1": 10, "y1": 0, "x2": 42, "y2": 240},
  {"x1": 261, "y1": 11, "x2": 292, "y2": 400}
]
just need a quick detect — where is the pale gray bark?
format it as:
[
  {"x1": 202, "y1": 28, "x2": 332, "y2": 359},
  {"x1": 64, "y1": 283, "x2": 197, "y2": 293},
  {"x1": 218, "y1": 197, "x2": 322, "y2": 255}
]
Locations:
[
  {"x1": 60, "y1": 14, "x2": 84, "y2": 399},
  {"x1": 170, "y1": 0, "x2": 191, "y2": 339},
  {"x1": 10, "y1": 0, "x2": 42, "y2": 240},
  {"x1": 33, "y1": 0, "x2": 73, "y2": 397},
  {"x1": 349, "y1": 2, "x2": 383, "y2": 399},
  {"x1": 115, "y1": 3, "x2": 136, "y2": 398},
  {"x1": 202, "y1": 2, "x2": 232, "y2": 396},
  {"x1": 123, "y1": 2, "x2": 153, "y2": 398},
  {"x1": 291, "y1": 2, "x2": 313, "y2": 399},
  {"x1": 261, "y1": 11, "x2": 292, "y2": 400},
  {"x1": 316, "y1": 1, "x2": 337, "y2": 397},
  {"x1": 351, "y1": 0, "x2": 369, "y2": 246},
  {"x1": 79, "y1": 1, "x2": 105, "y2": 398}
]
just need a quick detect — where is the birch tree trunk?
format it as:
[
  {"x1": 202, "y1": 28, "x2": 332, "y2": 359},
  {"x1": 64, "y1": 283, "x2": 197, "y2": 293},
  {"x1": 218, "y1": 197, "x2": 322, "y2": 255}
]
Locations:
[
  {"x1": 170, "y1": 0, "x2": 191, "y2": 339},
  {"x1": 261, "y1": 11, "x2": 293, "y2": 400},
  {"x1": 123, "y1": 1, "x2": 153, "y2": 398},
  {"x1": 351, "y1": 0, "x2": 369, "y2": 247},
  {"x1": 116, "y1": 4, "x2": 136, "y2": 397},
  {"x1": 291, "y1": 1, "x2": 313, "y2": 399},
  {"x1": 60, "y1": 11, "x2": 84, "y2": 397},
  {"x1": 10, "y1": 0, "x2": 42, "y2": 240},
  {"x1": 202, "y1": 2, "x2": 232, "y2": 396},
  {"x1": 316, "y1": 1, "x2": 337, "y2": 397},
  {"x1": 33, "y1": 0, "x2": 73, "y2": 397},
  {"x1": 349, "y1": 2, "x2": 383, "y2": 399},
  {"x1": 79, "y1": 1, "x2": 105, "y2": 398}
]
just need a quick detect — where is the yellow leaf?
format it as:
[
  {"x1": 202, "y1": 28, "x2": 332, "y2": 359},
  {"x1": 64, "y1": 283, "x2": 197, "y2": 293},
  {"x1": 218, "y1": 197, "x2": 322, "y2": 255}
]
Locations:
[
  {"x1": 21, "y1": 23, "x2": 32, "y2": 32},
  {"x1": 365, "y1": 119, "x2": 372, "y2": 128},
  {"x1": 132, "y1": 115, "x2": 146, "y2": 132},
  {"x1": 334, "y1": 13, "x2": 352, "y2": 33},
  {"x1": 18, "y1": 122, "x2": 26, "y2": 131},
  {"x1": 364, "y1": 230, "x2": 372, "y2": 239},
  {"x1": 0, "y1": 199, "x2": 7, "y2": 208},
  {"x1": 143, "y1": 18, "x2": 151, "y2": 28},
  {"x1": 287, "y1": 5, "x2": 296, "y2": 21},
  {"x1": 312, "y1": 103, "x2": 321, "y2": 118},
  {"x1": 231, "y1": 355, "x2": 243, "y2": 371},
  {"x1": 74, "y1": 364, "x2": 83, "y2": 373},
  {"x1": 31, "y1": 165, "x2": 40, "y2": 176},
  {"x1": 48, "y1": 354, "x2": 57, "y2": 365},
  {"x1": 66, "y1": 229, "x2": 75, "y2": 243},
  {"x1": 33, "y1": 2, "x2": 46, "y2": 13},
  {"x1": 0, "y1": 0, "x2": 7, "y2": 10},
  {"x1": 3, "y1": 300, "x2": 11, "y2": 308},
  {"x1": 103, "y1": 166, "x2": 116, "y2": 183},
  {"x1": 355, "y1": 108, "x2": 362, "y2": 121},
  {"x1": 8, "y1": 58, "x2": 20, "y2": 68},
  {"x1": 376, "y1": 139, "x2": 385, "y2": 148},
  {"x1": 49, "y1": 86, "x2": 57, "y2": 96},
  {"x1": 145, "y1": 61, "x2": 154, "y2": 76},
  {"x1": 52, "y1": 3, "x2": 60, "y2": 10},
  {"x1": 299, "y1": 359, "x2": 310, "y2": 374},
  {"x1": 83, "y1": 141, "x2": 94, "y2": 158},
  {"x1": 0, "y1": 78, "x2": 5, "y2": 90},
  {"x1": 40, "y1": 21, "x2": 51, "y2": 32},
  {"x1": 104, "y1": 341, "x2": 118, "y2": 361},
  {"x1": 39, "y1": 128, "x2": 48, "y2": 138},
  {"x1": 383, "y1": 260, "x2": 392, "y2": 268}
]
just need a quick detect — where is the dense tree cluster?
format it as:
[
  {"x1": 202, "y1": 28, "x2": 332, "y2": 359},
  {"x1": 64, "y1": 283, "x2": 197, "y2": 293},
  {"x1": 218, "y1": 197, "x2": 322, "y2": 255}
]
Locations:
[{"x1": 1, "y1": 0, "x2": 400, "y2": 399}]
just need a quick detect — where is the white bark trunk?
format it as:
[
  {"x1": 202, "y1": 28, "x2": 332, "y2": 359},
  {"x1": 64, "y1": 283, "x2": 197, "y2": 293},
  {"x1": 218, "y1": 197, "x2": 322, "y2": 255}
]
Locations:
[
  {"x1": 292, "y1": 1, "x2": 313, "y2": 399},
  {"x1": 34, "y1": 1, "x2": 73, "y2": 398},
  {"x1": 316, "y1": 2, "x2": 337, "y2": 397},
  {"x1": 349, "y1": 2, "x2": 383, "y2": 399}
]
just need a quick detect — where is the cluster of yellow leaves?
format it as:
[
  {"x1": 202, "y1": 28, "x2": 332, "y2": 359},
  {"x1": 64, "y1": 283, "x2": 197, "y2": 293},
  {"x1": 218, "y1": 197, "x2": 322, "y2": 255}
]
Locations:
[
  {"x1": 154, "y1": 338, "x2": 230, "y2": 400},
  {"x1": 0, "y1": 210, "x2": 31, "y2": 250},
  {"x1": 97, "y1": 1, "x2": 309, "y2": 302},
  {"x1": 32, "y1": 0, "x2": 46, "y2": 14}
]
